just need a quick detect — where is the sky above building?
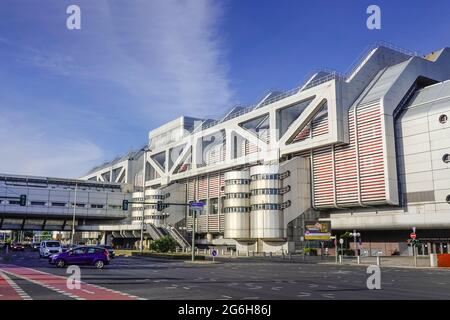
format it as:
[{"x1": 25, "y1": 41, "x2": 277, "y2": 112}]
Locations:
[{"x1": 0, "y1": 0, "x2": 449, "y2": 178}]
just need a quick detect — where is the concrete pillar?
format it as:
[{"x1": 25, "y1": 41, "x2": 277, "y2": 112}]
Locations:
[{"x1": 376, "y1": 256, "x2": 381, "y2": 266}]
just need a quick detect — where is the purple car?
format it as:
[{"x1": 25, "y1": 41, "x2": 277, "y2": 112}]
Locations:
[{"x1": 49, "y1": 246, "x2": 110, "y2": 269}]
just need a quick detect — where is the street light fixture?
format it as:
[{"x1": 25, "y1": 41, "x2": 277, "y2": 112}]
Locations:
[
  {"x1": 349, "y1": 230, "x2": 361, "y2": 257},
  {"x1": 140, "y1": 146, "x2": 150, "y2": 252}
]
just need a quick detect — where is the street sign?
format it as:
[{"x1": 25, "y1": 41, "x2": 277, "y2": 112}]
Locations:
[
  {"x1": 339, "y1": 238, "x2": 344, "y2": 244},
  {"x1": 410, "y1": 233, "x2": 417, "y2": 240},
  {"x1": 190, "y1": 202, "x2": 205, "y2": 208},
  {"x1": 211, "y1": 249, "x2": 217, "y2": 257}
]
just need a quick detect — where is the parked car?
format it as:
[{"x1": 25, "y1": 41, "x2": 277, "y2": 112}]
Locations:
[
  {"x1": 39, "y1": 241, "x2": 62, "y2": 258},
  {"x1": 98, "y1": 245, "x2": 115, "y2": 258},
  {"x1": 11, "y1": 243, "x2": 25, "y2": 251},
  {"x1": 31, "y1": 242, "x2": 40, "y2": 251},
  {"x1": 49, "y1": 246, "x2": 110, "y2": 269}
]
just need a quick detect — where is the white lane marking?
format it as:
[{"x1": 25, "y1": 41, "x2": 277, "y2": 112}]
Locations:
[
  {"x1": 271, "y1": 287, "x2": 282, "y2": 291},
  {"x1": 297, "y1": 292, "x2": 311, "y2": 298},
  {"x1": 322, "y1": 294, "x2": 335, "y2": 299},
  {"x1": 0, "y1": 271, "x2": 33, "y2": 300}
]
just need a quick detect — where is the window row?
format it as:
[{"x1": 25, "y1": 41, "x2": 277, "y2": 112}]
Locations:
[
  {"x1": 223, "y1": 207, "x2": 251, "y2": 213},
  {"x1": 225, "y1": 193, "x2": 251, "y2": 199},
  {"x1": 0, "y1": 200, "x2": 106, "y2": 209},
  {"x1": 251, "y1": 203, "x2": 280, "y2": 210},
  {"x1": 251, "y1": 188, "x2": 280, "y2": 195},
  {"x1": 250, "y1": 173, "x2": 279, "y2": 181},
  {"x1": 225, "y1": 179, "x2": 250, "y2": 185}
]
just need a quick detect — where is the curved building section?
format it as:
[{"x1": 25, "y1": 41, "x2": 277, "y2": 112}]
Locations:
[
  {"x1": 250, "y1": 165, "x2": 283, "y2": 239},
  {"x1": 131, "y1": 191, "x2": 144, "y2": 225},
  {"x1": 224, "y1": 171, "x2": 251, "y2": 239},
  {"x1": 144, "y1": 189, "x2": 164, "y2": 226}
]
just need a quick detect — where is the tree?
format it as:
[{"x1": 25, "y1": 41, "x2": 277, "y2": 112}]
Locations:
[{"x1": 149, "y1": 236, "x2": 177, "y2": 253}]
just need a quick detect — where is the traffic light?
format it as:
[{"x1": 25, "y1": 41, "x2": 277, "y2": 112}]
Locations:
[
  {"x1": 156, "y1": 201, "x2": 163, "y2": 212},
  {"x1": 19, "y1": 194, "x2": 27, "y2": 206},
  {"x1": 411, "y1": 239, "x2": 420, "y2": 247},
  {"x1": 122, "y1": 200, "x2": 129, "y2": 211}
]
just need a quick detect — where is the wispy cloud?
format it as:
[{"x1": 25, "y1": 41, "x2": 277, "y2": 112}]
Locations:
[
  {"x1": 0, "y1": 0, "x2": 232, "y2": 177},
  {"x1": 0, "y1": 111, "x2": 103, "y2": 178}
]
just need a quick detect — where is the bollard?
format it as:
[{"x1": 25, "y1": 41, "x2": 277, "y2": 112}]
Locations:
[
  {"x1": 176, "y1": 247, "x2": 178, "y2": 253},
  {"x1": 246, "y1": 251, "x2": 249, "y2": 257},
  {"x1": 252, "y1": 251, "x2": 255, "y2": 257},
  {"x1": 221, "y1": 249, "x2": 224, "y2": 256},
  {"x1": 339, "y1": 255, "x2": 343, "y2": 264},
  {"x1": 263, "y1": 252, "x2": 266, "y2": 258},
  {"x1": 196, "y1": 248, "x2": 199, "y2": 254},
  {"x1": 376, "y1": 256, "x2": 381, "y2": 266},
  {"x1": 357, "y1": 256, "x2": 360, "y2": 264}
]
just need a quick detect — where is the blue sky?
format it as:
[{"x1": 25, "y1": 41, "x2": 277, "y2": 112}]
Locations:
[{"x1": 0, "y1": 0, "x2": 449, "y2": 177}]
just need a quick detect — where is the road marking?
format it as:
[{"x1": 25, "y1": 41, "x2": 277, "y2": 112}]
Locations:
[
  {"x1": 271, "y1": 287, "x2": 282, "y2": 291},
  {"x1": 297, "y1": 292, "x2": 311, "y2": 298},
  {"x1": 322, "y1": 294, "x2": 335, "y2": 299},
  {"x1": 0, "y1": 271, "x2": 32, "y2": 300},
  {"x1": 0, "y1": 264, "x2": 143, "y2": 300}
]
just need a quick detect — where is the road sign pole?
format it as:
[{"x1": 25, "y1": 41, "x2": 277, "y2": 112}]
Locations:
[{"x1": 191, "y1": 209, "x2": 196, "y2": 262}]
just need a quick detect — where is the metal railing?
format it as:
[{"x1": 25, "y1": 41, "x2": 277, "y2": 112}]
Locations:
[{"x1": 193, "y1": 41, "x2": 419, "y2": 133}]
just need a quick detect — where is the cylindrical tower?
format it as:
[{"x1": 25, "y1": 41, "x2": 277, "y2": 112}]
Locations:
[
  {"x1": 250, "y1": 165, "x2": 283, "y2": 239},
  {"x1": 131, "y1": 191, "x2": 144, "y2": 225},
  {"x1": 224, "y1": 170, "x2": 251, "y2": 239},
  {"x1": 144, "y1": 188, "x2": 164, "y2": 226}
]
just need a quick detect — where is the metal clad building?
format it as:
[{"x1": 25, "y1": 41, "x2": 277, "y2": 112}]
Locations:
[{"x1": 79, "y1": 43, "x2": 450, "y2": 253}]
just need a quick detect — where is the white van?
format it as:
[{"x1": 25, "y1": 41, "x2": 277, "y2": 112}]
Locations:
[{"x1": 39, "y1": 241, "x2": 62, "y2": 258}]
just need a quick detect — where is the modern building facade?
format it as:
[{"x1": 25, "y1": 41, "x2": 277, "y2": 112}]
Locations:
[{"x1": 2, "y1": 42, "x2": 449, "y2": 255}]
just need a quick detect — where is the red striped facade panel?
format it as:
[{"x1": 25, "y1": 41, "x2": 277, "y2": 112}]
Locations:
[
  {"x1": 312, "y1": 102, "x2": 386, "y2": 208},
  {"x1": 293, "y1": 104, "x2": 329, "y2": 142}
]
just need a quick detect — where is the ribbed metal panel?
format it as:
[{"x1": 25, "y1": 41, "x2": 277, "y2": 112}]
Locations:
[
  {"x1": 197, "y1": 175, "x2": 208, "y2": 200},
  {"x1": 312, "y1": 101, "x2": 387, "y2": 208},
  {"x1": 208, "y1": 173, "x2": 219, "y2": 198}
]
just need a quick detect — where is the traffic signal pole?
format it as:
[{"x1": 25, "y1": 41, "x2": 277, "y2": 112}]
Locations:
[{"x1": 192, "y1": 209, "x2": 196, "y2": 262}]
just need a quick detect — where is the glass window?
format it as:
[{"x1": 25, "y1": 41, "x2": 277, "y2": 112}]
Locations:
[{"x1": 210, "y1": 198, "x2": 218, "y2": 214}]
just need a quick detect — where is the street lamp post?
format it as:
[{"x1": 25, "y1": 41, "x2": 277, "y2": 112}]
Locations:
[
  {"x1": 349, "y1": 230, "x2": 361, "y2": 257},
  {"x1": 191, "y1": 209, "x2": 197, "y2": 262},
  {"x1": 71, "y1": 182, "x2": 78, "y2": 245},
  {"x1": 140, "y1": 147, "x2": 148, "y2": 253}
]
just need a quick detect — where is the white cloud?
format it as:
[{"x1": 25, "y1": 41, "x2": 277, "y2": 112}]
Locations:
[
  {"x1": 0, "y1": 0, "x2": 233, "y2": 177},
  {"x1": 0, "y1": 114, "x2": 103, "y2": 178}
]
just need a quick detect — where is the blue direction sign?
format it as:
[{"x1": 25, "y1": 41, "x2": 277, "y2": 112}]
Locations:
[
  {"x1": 190, "y1": 202, "x2": 205, "y2": 208},
  {"x1": 211, "y1": 249, "x2": 217, "y2": 257}
]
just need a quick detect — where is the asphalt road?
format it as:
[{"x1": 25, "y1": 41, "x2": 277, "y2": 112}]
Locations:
[{"x1": 1, "y1": 250, "x2": 450, "y2": 300}]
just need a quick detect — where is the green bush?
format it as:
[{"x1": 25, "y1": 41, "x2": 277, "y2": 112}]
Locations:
[
  {"x1": 303, "y1": 248, "x2": 317, "y2": 256},
  {"x1": 149, "y1": 236, "x2": 177, "y2": 253}
]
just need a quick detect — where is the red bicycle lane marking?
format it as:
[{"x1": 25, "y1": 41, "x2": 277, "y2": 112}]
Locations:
[
  {"x1": 0, "y1": 271, "x2": 24, "y2": 300},
  {"x1": 0, "y1": 265, "x2": 142, "y2": 300}
]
